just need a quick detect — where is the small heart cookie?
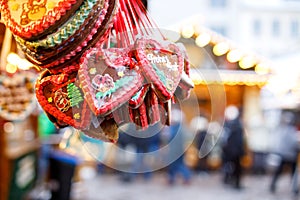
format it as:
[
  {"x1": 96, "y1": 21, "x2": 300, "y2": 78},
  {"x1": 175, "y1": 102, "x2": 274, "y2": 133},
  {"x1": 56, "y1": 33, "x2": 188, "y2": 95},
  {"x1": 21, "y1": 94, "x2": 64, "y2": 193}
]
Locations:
[
  {"x1": 134, "y1": 38, "x2": 184, "y2": 101},
  {"x1": 35, "y1": 70, "x2": 91, "y2": 129},
  {"x1": 78, "y1": 48, "x2": 144, "y2": 116}
]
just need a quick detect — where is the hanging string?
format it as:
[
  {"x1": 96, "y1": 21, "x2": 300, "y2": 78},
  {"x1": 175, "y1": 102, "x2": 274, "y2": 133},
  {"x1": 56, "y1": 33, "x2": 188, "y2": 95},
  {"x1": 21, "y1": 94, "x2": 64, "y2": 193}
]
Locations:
[{"x1": 112, "y1": 0, "x2": 166, "y2": 48}]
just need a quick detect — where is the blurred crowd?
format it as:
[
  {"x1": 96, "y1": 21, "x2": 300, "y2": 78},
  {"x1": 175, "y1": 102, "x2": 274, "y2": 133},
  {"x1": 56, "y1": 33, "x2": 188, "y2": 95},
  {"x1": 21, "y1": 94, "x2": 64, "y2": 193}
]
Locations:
[{"x1": 31, "y1": 105, "x2": 300, "y2": 199}]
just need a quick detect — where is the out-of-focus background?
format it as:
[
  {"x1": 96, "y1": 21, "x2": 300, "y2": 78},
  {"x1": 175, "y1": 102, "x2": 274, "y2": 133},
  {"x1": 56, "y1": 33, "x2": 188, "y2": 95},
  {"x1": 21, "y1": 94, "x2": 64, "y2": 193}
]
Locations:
[{"x1": 1, "y1": 0, "x2": 300, "y2": 199}]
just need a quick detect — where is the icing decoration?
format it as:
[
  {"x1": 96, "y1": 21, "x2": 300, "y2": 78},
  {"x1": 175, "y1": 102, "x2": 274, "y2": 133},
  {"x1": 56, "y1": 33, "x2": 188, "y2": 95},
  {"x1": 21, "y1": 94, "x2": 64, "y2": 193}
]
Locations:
[
  {"x1": 14, "y1": 0, "x2": 100, "y2": 50},
  {"x1": 67, "y1": 83, "x2": 84, "y2": 107},
  {"x1": 92, "y1": 74, "x2": 114, "y2": 93},
  {"x1": 16, "y1": 0, "x2": 109, "y2": 62},
  {"x1": 54, "y1": 88, "x2": 70, "y2": 112},
  {"x1": 1, "y1": 0, "x2": 84, "y2": 39},
  {"x1": 89, "y1": 68, "x2": 97, "y2": 75},
  {"x1": 35, "y1": 70, "x2": 91, "y2": 129},
  {"x1": 74, "y1": 113, "x2": 80, "y2": 120},
  {"x1": 79, "y1": 47, "x2": 144, "y2": 116},
  {"x1": 134, "y1": 38, "x2": 184, "y2": 101},
  {"x1": 0, "y1": 71, "x2": 37, "y2": 121}
]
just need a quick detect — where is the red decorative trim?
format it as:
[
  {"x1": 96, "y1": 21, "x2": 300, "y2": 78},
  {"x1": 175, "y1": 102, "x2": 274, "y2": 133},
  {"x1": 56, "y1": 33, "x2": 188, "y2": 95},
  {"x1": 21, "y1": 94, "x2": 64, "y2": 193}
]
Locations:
[
  {"x1": 134, "y1": 38, "x2": 184, "y2": 102},
  {"x1": 78, "y1": 47, "x2": 144, "y2": 117},
  {"x1": 35, "y1": 69, "x2": 91, "y2": 129},
  {"x1": 1, "y1": 0, "x2": 78, "y2": 39},
  {"x1": 39, "y1": 0, "x2": 118, "y2": 69}
]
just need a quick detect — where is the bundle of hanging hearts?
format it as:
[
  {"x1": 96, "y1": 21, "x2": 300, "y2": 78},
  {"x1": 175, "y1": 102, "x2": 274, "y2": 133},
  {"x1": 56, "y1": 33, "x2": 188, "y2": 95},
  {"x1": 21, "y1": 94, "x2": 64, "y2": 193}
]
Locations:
[{"x1": 1, "y1": 0, "x2": 194, "y2": 142}]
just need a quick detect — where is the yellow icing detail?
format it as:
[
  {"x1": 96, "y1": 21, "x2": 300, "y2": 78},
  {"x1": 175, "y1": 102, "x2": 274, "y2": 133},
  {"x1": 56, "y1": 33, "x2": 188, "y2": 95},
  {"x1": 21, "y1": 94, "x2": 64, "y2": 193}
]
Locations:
[
  {"x1": 48, "y1": 97, "x2": 53, "y2": 103},
  {"x1": 11, "y1": 3, "x2": 20, "y2": 11},
  {"x1": 74, "y1": 113, "x2": 81, "y2": 120},
  {"x1": 117, "y1": 71, "x2": 124, "y2": 77},
  {"x1": 47, "y1": 2, "x2": 56, "y2": 9},
  {"x1": 89, "y1": 68, "x2": 97, "y2": 75},
  {"x1": 28, "y1": 6, "x2": 47, "y2": 21},
  {"x1": 166, "y1": 79, "x2": 174, "y2": 91}
]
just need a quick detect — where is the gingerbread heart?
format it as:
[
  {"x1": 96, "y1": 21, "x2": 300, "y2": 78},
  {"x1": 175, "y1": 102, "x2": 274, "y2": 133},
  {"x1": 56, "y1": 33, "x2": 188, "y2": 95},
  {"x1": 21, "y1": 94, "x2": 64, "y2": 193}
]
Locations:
[
  {"x1": 0, "y1": 71, "x2": 36, "y2": 121},
  {"x1": 78, "y1": 48, "x2": 144, "y2": 116},
  {"x1": 1, "y1": 0, "x2": 84, "y2": 40},
  {"x1": 35, "y1": 70, "x2": 91, "y2": 129},
  {"x1": 134, "y1": 38, "x2": 184, "y2": 101}
]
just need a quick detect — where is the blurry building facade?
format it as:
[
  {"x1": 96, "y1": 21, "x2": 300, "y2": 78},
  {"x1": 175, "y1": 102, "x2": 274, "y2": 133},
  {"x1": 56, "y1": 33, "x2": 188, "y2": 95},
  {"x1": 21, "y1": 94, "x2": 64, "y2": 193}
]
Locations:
[
  {"x1": 149, "y1": 0, "x2": 300, "y2": 171},
  {"x1": 150, "y1": 0, "x2": 300, "y2": 58}
]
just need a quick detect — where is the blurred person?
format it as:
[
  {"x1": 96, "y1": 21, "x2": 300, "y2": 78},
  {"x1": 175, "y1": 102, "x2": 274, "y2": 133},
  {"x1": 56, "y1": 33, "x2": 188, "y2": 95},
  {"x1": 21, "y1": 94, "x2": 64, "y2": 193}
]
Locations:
[
  {"x1": 117, "y1": 123, "x2": 162, "y2": 182},
  {"x1": 270, "y1": 112, "x2": 300, "y2": 195},
  {"x1": 221, "y1": 105, "x2": 245, "y2": 189},
  {"x1": 165, "y1": 109, "x2": 192, "y2": 185},
  {"x1": 117, "y1": 128, "x2": 136, "y2": 182},
  {"x1": 132, "y1": 123, "x2": 162, "y2": 181},
  {"x1": 193, "y1": 116, "x2": 209, "y2": 173}
]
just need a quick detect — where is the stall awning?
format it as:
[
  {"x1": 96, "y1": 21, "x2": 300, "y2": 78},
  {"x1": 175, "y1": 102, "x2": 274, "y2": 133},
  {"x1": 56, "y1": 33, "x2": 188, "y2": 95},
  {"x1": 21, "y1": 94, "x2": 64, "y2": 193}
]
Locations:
[{"x1": 190, "y1": 69, "x2": 270, "y2": 86}]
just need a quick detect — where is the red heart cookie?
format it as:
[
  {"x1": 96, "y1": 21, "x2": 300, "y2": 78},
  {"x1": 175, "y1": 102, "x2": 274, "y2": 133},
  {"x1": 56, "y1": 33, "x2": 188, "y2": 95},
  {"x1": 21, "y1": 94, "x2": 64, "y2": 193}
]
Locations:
[
  {"x1": 134, "y1": 38, "x2": 184, "y2": 101},
  {"x1": 79, "y1": 47, "x2": 144, "y2": 117},
  {"x1": 1, "y1": 0, "x2": 84, "y2": 40},
  {"x1": 0, "y1": 71, "x2": 36, "y2": 121},
  {"x1": 35, "y1": 70, "x2": 91, "y2": 129}
]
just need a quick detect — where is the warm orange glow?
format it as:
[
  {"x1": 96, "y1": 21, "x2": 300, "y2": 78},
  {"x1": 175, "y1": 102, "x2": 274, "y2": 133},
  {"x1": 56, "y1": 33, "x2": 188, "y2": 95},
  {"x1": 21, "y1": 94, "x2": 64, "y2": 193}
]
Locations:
[
  {"x1": 213, "y1": 42, "x2": 229, "y2": 56},
  {"x1": 7, "y1": 52, "x2": 34, "y2": 70},
  {"x1": 195, "y1": 33, "x2": 211, "y2": 47},
  {"x1": 227, "y1": 49, "x2": 243, "y2": 63}
]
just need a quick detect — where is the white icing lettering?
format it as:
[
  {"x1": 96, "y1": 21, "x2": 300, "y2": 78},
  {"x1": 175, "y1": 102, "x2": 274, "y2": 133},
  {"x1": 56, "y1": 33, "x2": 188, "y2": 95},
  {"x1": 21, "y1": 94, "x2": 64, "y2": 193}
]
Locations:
[{"x1": 147, "y1": 54, "x2": 171, "y2": 64}]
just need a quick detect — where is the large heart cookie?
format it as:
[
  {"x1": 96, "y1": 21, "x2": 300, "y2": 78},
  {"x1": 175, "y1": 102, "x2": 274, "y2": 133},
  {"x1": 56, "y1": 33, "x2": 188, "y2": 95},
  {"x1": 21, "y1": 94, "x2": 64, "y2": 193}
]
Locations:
[
  {"x1": 1, "y1": 0, "x2": 84, "y2": 40},
  {"x1": 14, "y1": 0, "x2": 103, "y2": 51},
  {"x1": 79, "y1": 47, "x2": 144, "y2": 116},
  {"x1": 15, "y1": 0, "x2": 118, "y2": 70},
  {"x1": 0, "y1": 71, "x2": 36, "y2": 121},
  {"x1": 35, "y1": 70, "x2": 91, "y2": 129},
  {"x1": 134, "y1": 38, "x2": 184, "y2": 101}
]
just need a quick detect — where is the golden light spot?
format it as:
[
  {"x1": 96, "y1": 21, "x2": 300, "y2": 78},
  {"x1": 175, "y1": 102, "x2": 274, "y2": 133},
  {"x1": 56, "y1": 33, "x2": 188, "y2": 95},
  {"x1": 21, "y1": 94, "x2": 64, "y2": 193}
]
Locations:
[
  {"x1": 227, "y1": 49, "x2": 243, "y2": 63},
  {"x1": 213, "y1": 42, "x2": 230, "y2": 56},
  {"x1": 6, "y1": 63, "x2": 17, "y2": 74},
  {"x1": 181, "y1": 25, "x2": 195, "y2": 38},
  {"x1": 195, "y1": 33, "x2": 211, "y2": 47},
  {"x1": 239, "y1": 56, "x2": 256, "y2": 69},
  {"x1": 48, "y1": 97, "x2": 53, "y2": 103}
]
